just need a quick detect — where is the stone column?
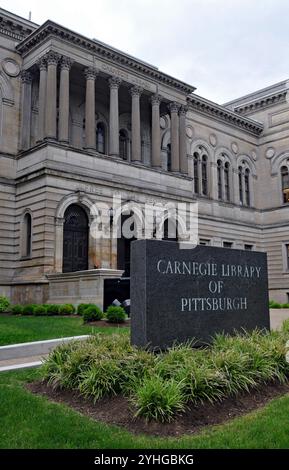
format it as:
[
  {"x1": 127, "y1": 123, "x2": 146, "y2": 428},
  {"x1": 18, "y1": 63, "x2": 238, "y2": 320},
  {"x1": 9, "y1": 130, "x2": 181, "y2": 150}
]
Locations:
[
  {"x1": 45, "y1": 51, "x2": 59, "y2": 139},
  {"x1": 108, "y1": 76, "x2": 121, "y2": 157},
  {"x1": 169, "y1": 102, "x2": 180, "y2": 172},
  {"x1": 151, "y1": 94, "x2": 161, "y2": 168},
  {"x1": 58, "y1": 56, "x2": 73, "y2": 144},
  {"x1": 37, "y1": 57, "x2": 47, "y2": 142},
  {"x1": 84, "y1": 67, "x2": 98, "y2": 150},
  {"x1": 130, "y1": 86, "x2": 142, "y2": 162},
  {"x1": 179, "y1": 105, "x2": 188, "y2": 174},
  {"x1": 20, "y1": 70, "x2": 32, "y2": 151}
]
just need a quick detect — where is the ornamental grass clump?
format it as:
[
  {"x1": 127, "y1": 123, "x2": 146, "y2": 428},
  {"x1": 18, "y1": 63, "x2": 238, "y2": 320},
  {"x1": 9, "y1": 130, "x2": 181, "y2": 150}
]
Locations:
[
  {"x1": 133, "y1": 376, "x2": 186, "y2": 423},
  {"x1": 41, "y1": 329, "x2": 289, "y2": 423}
]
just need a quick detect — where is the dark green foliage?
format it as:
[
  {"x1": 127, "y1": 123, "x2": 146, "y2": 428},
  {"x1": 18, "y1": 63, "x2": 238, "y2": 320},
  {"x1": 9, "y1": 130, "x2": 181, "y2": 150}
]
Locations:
[
  {"x1": 0, "y1": 295, "x2": 10, "y2": 313},
  {"x1": 45, "y1": 304, "x2": 60, "y2": 315},
  {"x1": 11, "y1": 305, "x2": 23, "y2": 315},
  {"x1": 33, "y1": 305, "x2": 47, "y2": 316},
  {"x1": 22, "y1": 304, "x2": 36, "y2": 315},
  {"x1": 83, "y1": 306, "x2": 103, "y2": 323},
  {"x1": 106, "y1": 305, "x2": 126, "y2": 323},
  {"x1": 59, "y1": 304, "x2": 75, "y2": 315},
  {"x1": 77, "y1": 304, "x2": 96, "y2": 315}
]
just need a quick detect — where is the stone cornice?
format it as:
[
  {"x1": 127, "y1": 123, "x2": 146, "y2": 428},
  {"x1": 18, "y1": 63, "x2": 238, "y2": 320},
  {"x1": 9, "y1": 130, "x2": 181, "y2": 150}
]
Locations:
[
  {"x1": 0, "y1": 9, "x2": 36, "y2": 41},
  {"x1": 187, "y1": 94, "x2": 263, "y2": 136},
  {"x1": 231, "y1": 91, "x2": 287, "y2": 115},
  {"x1": 16, "y1": 20, "x2": 196, "y2": 95}
]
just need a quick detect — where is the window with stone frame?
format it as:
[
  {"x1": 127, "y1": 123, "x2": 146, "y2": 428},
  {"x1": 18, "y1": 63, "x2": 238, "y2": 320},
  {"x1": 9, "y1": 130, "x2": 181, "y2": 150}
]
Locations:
[
  {"x1": 96, "y1": 122, "x2": 105, "y2": 153},
  {"x1": 217, "y1": 154, "x2": 231, "y2": 202},
  {"x1": 238, "y1": 162, "x2": 251, "y2": 207},
  {"x1": 119, "y1": 129, "x2": 129, "y2": 160},
  {"x1": 21, "y1": 212, "x2": 32, "y2": 258},
  {"x1": 193, "y1": 146, "x2": 209, "y2": 196},
  {"x1": 281, "y1": 165, "x2": 289, "y2": 203},
  {"x1": 167, "y1": 143, "x2": 171, "y2": 171}
]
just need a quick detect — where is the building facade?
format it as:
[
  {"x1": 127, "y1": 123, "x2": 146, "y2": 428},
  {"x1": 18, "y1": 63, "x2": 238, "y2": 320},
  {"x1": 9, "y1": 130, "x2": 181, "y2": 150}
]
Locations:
[{"x1": 0, "y1": 7, "x2": 289, "y2": 306}]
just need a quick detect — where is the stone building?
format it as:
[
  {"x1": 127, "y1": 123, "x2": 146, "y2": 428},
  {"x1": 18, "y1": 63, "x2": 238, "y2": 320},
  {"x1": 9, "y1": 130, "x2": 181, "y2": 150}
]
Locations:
[{"x1": 0, "y1": 7, "x2": 289, "y2": 306}]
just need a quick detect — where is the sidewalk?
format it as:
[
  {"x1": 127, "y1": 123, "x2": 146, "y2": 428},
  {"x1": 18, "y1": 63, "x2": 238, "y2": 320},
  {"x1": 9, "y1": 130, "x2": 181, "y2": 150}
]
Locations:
[{"x1": 0, "y1": 335, "x2": 90, "y2": 372}]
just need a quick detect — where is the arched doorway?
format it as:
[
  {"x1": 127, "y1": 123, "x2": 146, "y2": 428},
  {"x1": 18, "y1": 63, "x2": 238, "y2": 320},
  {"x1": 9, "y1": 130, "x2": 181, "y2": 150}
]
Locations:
[
  {"x1": 63, "y1": 204, "x2": 89, "y2": 273},
  {"x1": 117, "y1": 213, "x2": 137, "y2": 277}
]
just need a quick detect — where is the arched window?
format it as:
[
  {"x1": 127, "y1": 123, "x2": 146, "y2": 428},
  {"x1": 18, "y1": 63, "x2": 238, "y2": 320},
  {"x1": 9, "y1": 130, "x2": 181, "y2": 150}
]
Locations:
[
  {"x1": 238, "y1": 163, "x2": 251, "y2": 207},
  {"x1": 202, "y1": 155, "x2": 208, "y2": 196},
  {"x1": 22, "y1": 212, "x2": 32, "y2": 258},
  {"x1": 244, "y1": 168, "x2": 250, "y2": 206},
  {"x1": 119, "y1": 129, "x2": 128, "y2": 160},
  {"x1": 217, "y1": 159, "x2": 222, "y2": 200},
  {"x1": 224, "y1": 162, "x2": 230, "y2": 202},
  {"x1": 281, "y1": 166, "x2": 289, "y2": 203},
  {"x1": 238, "y1": 166, "x2": 243, "y2": 204},
  {"x1": 193, "y1": 152, "x2": 199, "y2": 194},
  {"x1": 217, "y1": 155, "x2": 231, "y2": 202},
  {"x1": 167, "y1": 143, "x2": 171, "y2": 172},
  {"x1": 192, "y1": 146, "x2": 209, "y2": 196},
  {"x1": 96, "y1": 122, "x2": 105, "y2": 154}
]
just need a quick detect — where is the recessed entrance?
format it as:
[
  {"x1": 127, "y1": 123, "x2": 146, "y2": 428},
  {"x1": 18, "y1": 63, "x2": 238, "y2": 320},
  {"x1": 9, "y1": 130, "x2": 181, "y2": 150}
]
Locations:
[{"x1": 63, "y1": 204, "x2": 88, "y2": 273}]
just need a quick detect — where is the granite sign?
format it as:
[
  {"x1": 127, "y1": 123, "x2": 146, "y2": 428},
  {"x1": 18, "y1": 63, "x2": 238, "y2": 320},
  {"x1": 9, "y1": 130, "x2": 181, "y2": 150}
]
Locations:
[{"x1": 131, "y1": 240, "x2": 270, "y2": 349}]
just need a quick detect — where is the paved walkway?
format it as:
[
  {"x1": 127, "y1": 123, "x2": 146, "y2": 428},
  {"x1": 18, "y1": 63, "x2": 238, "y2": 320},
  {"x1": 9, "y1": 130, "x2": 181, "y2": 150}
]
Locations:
[{"x1": 0, "y1": 335, "x2": 90, "y2": 372}]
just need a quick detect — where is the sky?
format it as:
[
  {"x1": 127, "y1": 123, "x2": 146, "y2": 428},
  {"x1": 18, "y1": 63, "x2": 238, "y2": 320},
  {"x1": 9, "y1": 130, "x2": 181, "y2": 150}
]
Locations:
[{"x1": 2, "y1": 0, "x2": 289, "y2": 104}]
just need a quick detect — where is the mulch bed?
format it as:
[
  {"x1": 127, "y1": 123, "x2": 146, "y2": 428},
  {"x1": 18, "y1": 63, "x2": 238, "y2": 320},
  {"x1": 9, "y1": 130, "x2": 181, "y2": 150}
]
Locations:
[{"x1": 27, "y1": 381, "x2": 289, "y2": 437}]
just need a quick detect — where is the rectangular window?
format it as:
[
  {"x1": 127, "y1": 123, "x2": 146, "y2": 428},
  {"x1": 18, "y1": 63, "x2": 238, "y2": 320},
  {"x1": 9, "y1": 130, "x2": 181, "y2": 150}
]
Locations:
[
  {"x1": 244, "y1": 244, "x2": 253, "y2": 251},
  {"x1": 199, "y1": 239, "x2": 211, "y2": 246},
  {"x1": 286, "y1": 244, "x2": 289, "y2": 270},
  {"x1": 223, "y1": 241, "x2": 233, "y2": 248}
]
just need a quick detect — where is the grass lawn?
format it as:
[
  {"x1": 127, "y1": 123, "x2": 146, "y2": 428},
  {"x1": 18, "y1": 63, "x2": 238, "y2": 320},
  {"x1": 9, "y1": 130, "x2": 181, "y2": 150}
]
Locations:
[
  {"x1": 0, "y1": 368, "x2": 289, "y2": 449},
  {"x1": 0, "y1": 315, "x2": 128, "y2": 346}
]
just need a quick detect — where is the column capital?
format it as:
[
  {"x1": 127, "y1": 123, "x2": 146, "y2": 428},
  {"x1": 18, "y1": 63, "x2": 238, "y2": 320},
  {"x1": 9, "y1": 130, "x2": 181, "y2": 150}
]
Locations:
[
  {"x1": 179, "y1": 105, "x2": 188, "y2": 116},
  {"x1": 45, "y1": 51, "x2": 60, "y2": 66},
  {"x1": 84, "y1": 67, "x2": 98, "y2": 80},
  {"x1": 108, "y1": 76, "x2": 122, "y2": 89},
  {"x1": 20, "y1": 70, "x2": 32, "y2": 83},
  {"x1": 130, "y1": 85, "x2": 143, "y2": 97},
  {"x1": 60, "y1": 56, "x2": 73, "y2": 71},
  {"x1": 37, "y1": 57, "x2": 47, "y2": 71},
  {"x1": 150, "y1": 93, "x2": 162, "y2": 106},
  {"x1": 168, "y1": 101, "x2": 181, "y2": 113}
]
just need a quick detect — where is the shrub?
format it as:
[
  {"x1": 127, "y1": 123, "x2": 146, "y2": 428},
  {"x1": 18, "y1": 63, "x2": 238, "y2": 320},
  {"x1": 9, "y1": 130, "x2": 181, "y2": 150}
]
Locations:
[
  {"x1": 281, "y1": 303, "x2": 289, "y2": 309},
  {"x1": 33, "y1": 305, "x2": 47, "y2": 316},
  {"x1": 77, "y1": 303, "x2": 96, "y2": 315},
  {"x1": 22, "y1": 304, "x2": 36, "y2": 315},
  {"x1": 83, "y1": 306, "x2": 103, "y2": 323},
  {"x1": 0, "y1": 295, "x2": 10, "y2": 313},
  {"x1": 269, "y1": 300, "x2": 282, "y2": 309},
  {"x1": 134, "y1": 376, "x2": 186, "y2": 422},
  {"x1": 106, "y1": 305, "x2": 126, "y2": 323},
  {"x1": 11, "y1": 304, "x2": 23, "y2": 315},
  {"x1": 59, "y1": 304, "x2": 75, "y2": 315},
  {"x1": 45, "y1": 304, "x2": 60, "y2": 315},
  {"x1": 42, "y1": 329, "x2": 289, "y2": 423}
]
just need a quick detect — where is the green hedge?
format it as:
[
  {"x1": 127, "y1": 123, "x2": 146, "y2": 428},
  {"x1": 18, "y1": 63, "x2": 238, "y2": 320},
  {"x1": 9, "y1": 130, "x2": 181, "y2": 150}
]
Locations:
[
  {"x1": 42, "y1": 326, "x2": 289, "y2": 423},
  {"x1": 0, "y1": 295, "x2": 10, "y2": 313}
]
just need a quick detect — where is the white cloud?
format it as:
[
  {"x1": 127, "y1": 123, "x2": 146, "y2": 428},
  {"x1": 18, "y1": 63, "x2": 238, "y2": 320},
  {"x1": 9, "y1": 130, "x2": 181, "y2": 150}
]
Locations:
[{"x1": 1, "y1": 0, "x2": 288, "y2": 103}]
